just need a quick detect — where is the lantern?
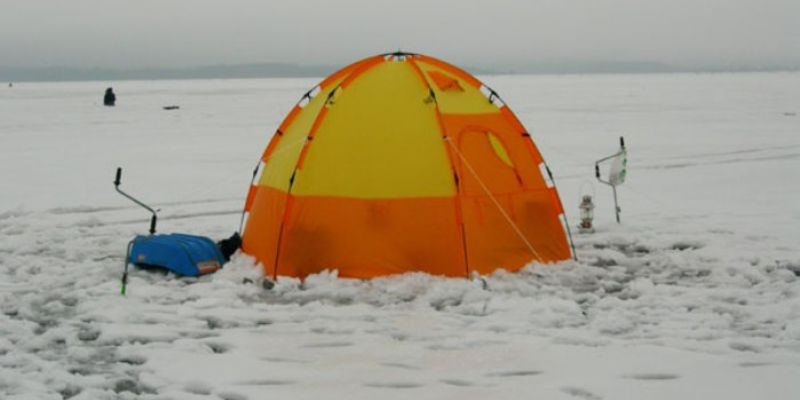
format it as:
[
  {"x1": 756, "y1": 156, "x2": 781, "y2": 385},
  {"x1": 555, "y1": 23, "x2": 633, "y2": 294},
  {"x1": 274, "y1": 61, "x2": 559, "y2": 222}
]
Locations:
[{"x1": 579, "y1": 195, "x2": 595, "y2": 233}]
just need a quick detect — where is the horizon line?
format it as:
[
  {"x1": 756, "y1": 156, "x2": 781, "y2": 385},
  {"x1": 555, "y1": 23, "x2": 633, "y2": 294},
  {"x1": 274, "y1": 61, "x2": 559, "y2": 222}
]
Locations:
[{"x1": 2, "y1": 61, "x2": 799, "y2": 83}]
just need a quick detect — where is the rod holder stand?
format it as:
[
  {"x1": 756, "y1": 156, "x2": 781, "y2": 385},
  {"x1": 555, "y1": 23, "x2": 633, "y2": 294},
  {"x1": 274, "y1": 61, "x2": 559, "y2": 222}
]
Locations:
[{"x1": 114, "y1": 167, "x2": 158, "y2": 234}]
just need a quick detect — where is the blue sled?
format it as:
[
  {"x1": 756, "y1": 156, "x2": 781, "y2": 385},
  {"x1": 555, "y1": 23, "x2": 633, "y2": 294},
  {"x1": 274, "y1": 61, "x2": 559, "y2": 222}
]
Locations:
[{"x1": 127, "y1": 233, "x2": 225, "y2": 277}]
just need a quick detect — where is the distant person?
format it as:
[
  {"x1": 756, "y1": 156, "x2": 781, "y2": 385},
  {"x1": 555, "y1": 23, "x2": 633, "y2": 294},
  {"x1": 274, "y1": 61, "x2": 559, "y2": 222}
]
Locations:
[
  {"x1": 104, "y1": 87, "x2": 116, "y2": 106},
  {"x1": 8, "y1": 82, "x2": 11, "y2": 88}
]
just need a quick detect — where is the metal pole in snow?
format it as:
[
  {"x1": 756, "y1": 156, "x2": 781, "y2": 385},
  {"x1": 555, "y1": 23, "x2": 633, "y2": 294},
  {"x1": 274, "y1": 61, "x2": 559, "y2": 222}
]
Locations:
[{"x1": 595, "y1": 137, "x2": 626, "y2": 224}]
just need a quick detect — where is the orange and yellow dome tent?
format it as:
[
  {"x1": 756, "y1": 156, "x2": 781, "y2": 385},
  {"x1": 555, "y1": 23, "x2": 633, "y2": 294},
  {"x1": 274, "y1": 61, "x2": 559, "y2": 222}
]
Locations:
[{"x1": 241, "y1": 52, "x2": 574, "y2": 279}]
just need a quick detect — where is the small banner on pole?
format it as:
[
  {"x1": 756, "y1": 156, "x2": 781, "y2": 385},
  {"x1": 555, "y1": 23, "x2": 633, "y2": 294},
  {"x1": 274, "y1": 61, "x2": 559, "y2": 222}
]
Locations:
[
  {"x1": 595, "y1": 137, "x2": 627, "y2": 223},
  {"x1": 608, "y1": 148, "x2": 628, "y2": 186}
]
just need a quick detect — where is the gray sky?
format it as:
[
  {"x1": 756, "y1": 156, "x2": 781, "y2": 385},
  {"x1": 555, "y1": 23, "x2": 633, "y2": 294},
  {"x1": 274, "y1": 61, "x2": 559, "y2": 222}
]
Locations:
[{"x1": 2, "y1": 0, "x2": 799, "y2": 69}]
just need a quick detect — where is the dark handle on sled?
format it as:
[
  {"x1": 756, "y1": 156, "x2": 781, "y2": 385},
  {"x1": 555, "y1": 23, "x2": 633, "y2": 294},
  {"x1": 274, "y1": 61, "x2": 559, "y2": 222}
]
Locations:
[
  {"x1": 114, "y1": 167, "x2": 122, "y2": 186},
  {"x1": 113, "y1": 166, "x2": 158, "y2": 234}
]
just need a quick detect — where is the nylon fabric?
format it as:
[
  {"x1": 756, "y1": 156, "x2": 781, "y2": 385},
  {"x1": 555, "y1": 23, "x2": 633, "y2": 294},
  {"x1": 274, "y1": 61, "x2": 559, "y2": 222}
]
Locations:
[
  {"x1": 291, "y1": 61, "x2": 455, "y2": 198},
  {"x1": 441, "y1": 113, "x2": 547, "y2": 189},
  {"x1": 275, "y1": 195, "x2": 465, "y2": 278},
  {"x1": 240, "y1": 53, "x2": 572, "y2": 279},
  {"x1": 417, "y1": 62, "x2": 499, "y2": 115},
  {"x1": 258, "y1": 83, "x2": 341, "y2": 191},
  {"x1": 241, "y1": 186, "x2": 289, "y2": 277},
  {"x1": 460, "y1": 190, "x2": 571, "y2": 274}
]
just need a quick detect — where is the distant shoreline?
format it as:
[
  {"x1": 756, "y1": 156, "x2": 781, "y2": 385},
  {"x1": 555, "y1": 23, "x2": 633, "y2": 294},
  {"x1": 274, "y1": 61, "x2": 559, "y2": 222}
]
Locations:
[{"x1": 2, "y1": 62, "x2": 798, "y2": 83}]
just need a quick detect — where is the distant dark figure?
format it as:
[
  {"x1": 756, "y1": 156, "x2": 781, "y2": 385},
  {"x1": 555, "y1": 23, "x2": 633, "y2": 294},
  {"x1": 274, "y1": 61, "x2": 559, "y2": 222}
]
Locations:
[
  {"x1": 104, "y1": 87, "x2": 116, "y2": 106},
  {"x1": 8, "y1": 82, "x2": 11, "y2": 88}
]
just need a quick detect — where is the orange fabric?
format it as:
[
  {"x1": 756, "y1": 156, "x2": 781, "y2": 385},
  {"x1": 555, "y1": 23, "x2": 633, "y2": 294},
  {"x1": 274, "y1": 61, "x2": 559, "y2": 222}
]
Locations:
[
  {"x1": 274, "y1": 195, "x2": 467, "y2": 279},
  {"x1": 498, "y1": 105, "x2": 547, "y2": 164},
  {"x1": 427, "y1": 70, "x2": 464, "y2": 91},
  {"x1": 319, "y1": 55, "x2": 383, "y2": 90},
  {"x1": 243, "y1": 184, "x2": 258, "y2": 212},
  {"x1": 549, "y1": 187, "x2": 564, "y2": 214},
  {"x1": 456, "y1": 128, "x2": 524, "y2": 195},
  {"x1": 461, "y1": 190, "x2": 571, "y2": 274},
  {"x1": 407, "y1": 57, "x2": 471, "y2": 272},
  {"x1": 416, "y1": 55, "x2": 482, "y2": 88},
  {"x1": 242, "y1": 130, "x2": 283, "y2": 213},
  {"x1": 499, "y1": 105, "x2": 526, "y2": 133},
  {"x1": 448, "y1": 120, "x2": 570, "y2": 272},
  {"x1": 441, "y1": 113, "x2": 546, "y2": 189},
  {"x1": 241, "y1": 186, "x2": 289, "y2": 277},
  {"x1": 277, "y1": 105, "x2": 302, "y2": 134},
  {"x1": 260, "y1": 132, "x2": 282, "y2": 161}
]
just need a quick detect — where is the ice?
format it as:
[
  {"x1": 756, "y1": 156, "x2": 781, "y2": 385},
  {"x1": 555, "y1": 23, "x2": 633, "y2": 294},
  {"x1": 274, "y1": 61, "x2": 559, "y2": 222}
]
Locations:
[{"x1": 1, "y1": 73, "x2": 799, "y2": 399}]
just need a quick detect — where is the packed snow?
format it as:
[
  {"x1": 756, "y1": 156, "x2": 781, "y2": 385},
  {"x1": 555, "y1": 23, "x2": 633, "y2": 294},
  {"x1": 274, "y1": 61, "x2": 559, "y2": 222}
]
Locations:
[{"x1": 1, "y1": 73, "x2": 799, "y2": 399}]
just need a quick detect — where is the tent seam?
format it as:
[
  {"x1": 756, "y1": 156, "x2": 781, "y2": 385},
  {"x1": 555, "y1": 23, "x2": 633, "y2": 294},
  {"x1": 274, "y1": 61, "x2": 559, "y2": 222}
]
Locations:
[
  {"x1": 271, "y1": 57, "x2": 385, "y2": 279},
  {"x1": 408, "y1": 57, "x2": 472, "y2": 278}
]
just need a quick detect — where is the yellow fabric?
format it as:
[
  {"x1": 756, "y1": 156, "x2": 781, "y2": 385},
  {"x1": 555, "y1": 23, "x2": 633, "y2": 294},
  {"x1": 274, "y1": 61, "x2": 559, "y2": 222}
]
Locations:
[
  {"x1": 292, "y1": 60, "x2": 456, "y2": 198},
  {"x1": 259, "y1": 85, "x2": 337, "y2": 192},
  {"x1": 487, "y1": 132, "x2": 514, "y2": 167},
  {"x1": 417, "y1": 61, "x2": 499, "y2": 115}
]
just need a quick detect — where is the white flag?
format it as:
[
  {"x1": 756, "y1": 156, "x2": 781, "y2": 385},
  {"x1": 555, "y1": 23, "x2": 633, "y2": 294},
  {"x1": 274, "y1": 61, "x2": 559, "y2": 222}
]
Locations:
[{"x1": 608, "y1": 148, "x2": 627, "y2": 186}]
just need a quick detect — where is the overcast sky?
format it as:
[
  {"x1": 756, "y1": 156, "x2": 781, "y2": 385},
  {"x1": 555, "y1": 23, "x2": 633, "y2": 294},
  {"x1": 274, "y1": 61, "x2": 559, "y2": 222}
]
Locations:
[{"x1": 1, "y1": 0, "x2": 799, "y2": 70}]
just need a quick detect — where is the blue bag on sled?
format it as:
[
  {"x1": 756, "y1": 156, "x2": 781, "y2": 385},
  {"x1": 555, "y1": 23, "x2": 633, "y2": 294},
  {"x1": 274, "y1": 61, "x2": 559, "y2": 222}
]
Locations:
[{"x1": 128, "y1": 233, "x2": 225, "y2": 277}]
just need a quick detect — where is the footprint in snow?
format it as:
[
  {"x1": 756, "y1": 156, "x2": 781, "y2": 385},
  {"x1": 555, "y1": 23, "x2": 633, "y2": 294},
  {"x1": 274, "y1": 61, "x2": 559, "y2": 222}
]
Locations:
[
  {"x1": 671, "y1": 241, "x2": 704, "y2": 251},
  {"x1": 205, "y1": 342, "x2": 232, "y2": 354},
  {"x1": 237, "y1": 379, "x2": 295, "y2": 386},
  {"x1": 440, "y1": 379, "x2": 473, "y2": 387},
  {"x1": 593, "y1": 242, "x2": 650, "y2": 256},
  {"x1": 77, "y1": 328, "x2": 101, "y2": 342},
  {"x1": 364, "y1": 382, "x2": 424, "y2": 389},
  {"x1": 464, "y1": 339, "x2": 507, "y2": 348},
  {"x1": 301, "y1": 341, "x2": 354, "y2": 348},
  {"x1": 624, "y1": 373, "x2": 679, "y2": 380},
  {"x1": 260, "y1": 356, "x2": 311, "y2": 364},
  {"x1": 184, "y1": 381, "x2": 213, "y2": 395},
  {"x1": 561, "y1": 386, "x2": 603, "y2": 400},
  {"x1": 729, "y1": 342, "x2": 761, "y2": 353},
  {"x1": 310, "y1": 326, "x2": 355, "y2": 335},
  {"x1": 485, "y1": 370, "x2": 542, "y2": 378},
  {"x1": 58, "y1": 384, "x2": 82, "y2": 399},
  {"x1": 590, "y1": 257, "x2": 618, "y2": 267},
  {"x1": 117, "y1": 354, "x2": 147, "y2": 365},
  {"x1": 182, "y1": 331, "x2": 220, "y2": 340},
  {"x1": 739, "y1": 361, "x2": 774, "y2": 368},
  {"x1": 379, "y1": 362, "x2": 422, "y2": 370},
  {"x1": 426, "y1": 343, "x2": 463, "y2": 351},
  {"x1": 218, "y1": 391, "x2": 248, "y2": 400},
  {"x1": 113, "y1": 379, "x2": 155, "y2": 395},
  {"x1": 204, "y1": 316, "x2": 227, "y2": 330}
]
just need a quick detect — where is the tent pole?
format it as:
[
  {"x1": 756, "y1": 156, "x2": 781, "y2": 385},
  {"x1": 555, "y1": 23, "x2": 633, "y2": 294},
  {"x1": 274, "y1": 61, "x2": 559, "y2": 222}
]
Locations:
[{"x1": 561, "y1": 213, "x2": 578, "y2": 261}]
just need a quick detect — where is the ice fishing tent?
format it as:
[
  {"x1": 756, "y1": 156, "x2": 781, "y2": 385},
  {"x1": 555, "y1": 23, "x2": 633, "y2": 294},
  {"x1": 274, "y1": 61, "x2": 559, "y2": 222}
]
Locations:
[{"x1": 241, "y1": 52, "x2": 572, "y2": 279}]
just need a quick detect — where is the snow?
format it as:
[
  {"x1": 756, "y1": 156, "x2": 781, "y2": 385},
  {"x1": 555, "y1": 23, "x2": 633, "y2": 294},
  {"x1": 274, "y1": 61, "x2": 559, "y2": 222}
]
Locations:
[{"x1": 1, "y1": 73, "x2": 799, "y2": 399}]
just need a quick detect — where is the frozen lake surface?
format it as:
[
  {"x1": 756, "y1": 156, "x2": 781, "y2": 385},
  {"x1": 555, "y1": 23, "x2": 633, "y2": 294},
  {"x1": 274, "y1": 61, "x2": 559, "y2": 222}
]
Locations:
[{"x1": 1, "y1": 73, "x2": 799, "y2": 399}]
